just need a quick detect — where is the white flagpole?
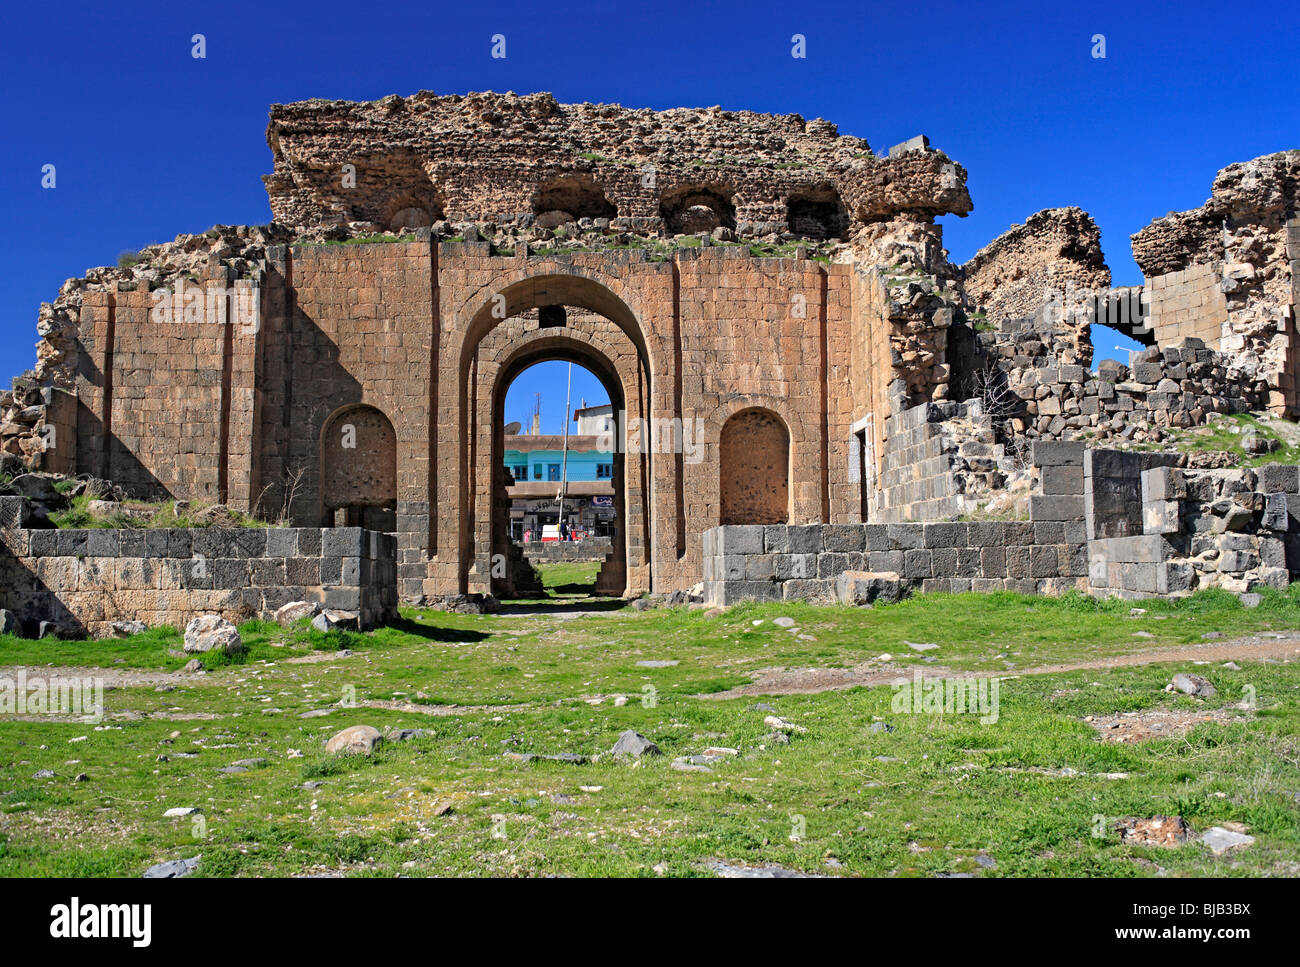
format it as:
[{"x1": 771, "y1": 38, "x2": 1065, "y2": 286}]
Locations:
[{"x1": 558, "y1": 362, "x2": 572, "y2": 538}]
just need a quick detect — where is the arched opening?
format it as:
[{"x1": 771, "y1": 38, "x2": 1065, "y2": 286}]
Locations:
[
  {"x1": 786, "y1": 183, "x2": 849, "y2": 240},
  {"x1": 379, "y1": 177, "x2": 446, "y2": 233},
  {"x1": 319, "y1": 404, "x2": 397, "y2": 530},
  {"x1": 531, "y1": 175, "x2": 618, "y2": 226},
  {"x1": 456, "y1": 271, "x2": 657, "y2": 600},
  {"x1": 500, "y1": 357, "x2": 618, "y2": 601},
  {"x1": 389, "y1": 206, "x2": 434, "y2": 231},
  {"x1": 659, "y1": 184, "x2": 736, "y2": 235},
  {"x1": 720, "y1": 408, "x2": 790, "y2": 525}
]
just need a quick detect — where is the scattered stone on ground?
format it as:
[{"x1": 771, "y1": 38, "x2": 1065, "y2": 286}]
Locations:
[
  {"x1": 143, "y1": 856, "x2": 200, "y2": 878},
  {"x1": 312, "y1": 609, "x2": 359, "y2": 633},
  {"x1": 704, "y1": 860, "x2": 824, "y2": 878},
  {"x1": 609, "y1": 730, "x2": 661, "y2": 759},
  {"x1": 1170, "y1": 672, "x2": 1216, "y2": 698},
  {"x1": 1201, "y1": 827, "x2": 1255, "y2": 854},
  {"x1": 1086, "y1": 706, "x2": 1242, "y2": 743},
  {"x1": 1116, "y1": 815, "x2": 1191, "y2": 847},
  {"x1": 504, "y1": 751, "x2": 589, "y2": 764},
  {"x1": 324, "y1": 725, "x2": 382, "y2": 755},
  {"x1": 763, "y1": 715, "x2": 807, "y2": 734},
  {"x1": 275, "y1": 600, "x2": 321, "y2": 625}
]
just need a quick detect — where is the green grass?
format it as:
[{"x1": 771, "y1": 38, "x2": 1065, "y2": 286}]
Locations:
[
  {"x1": 2, "y1": 572, "x2": 1298, "y2": 877},
  {"x1": 46, "y1": 493, "x2": 268, "y2": 530},
  {"x1": 1084, "y1": 412, "x2": 1300, "y2": 467}
]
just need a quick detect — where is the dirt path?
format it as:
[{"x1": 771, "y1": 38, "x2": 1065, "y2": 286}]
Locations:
[{"x1": 704, "y1": 632, "x2": 1300, "y2": 699}]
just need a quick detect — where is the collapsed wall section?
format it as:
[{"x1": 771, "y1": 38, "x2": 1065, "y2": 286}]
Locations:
[
  {"x1": 1132, "y1": 150, "x2": 1300, "y2": 414},
  {"x1": 264, "y1": 91, "x2": 972, "y2": 237}
]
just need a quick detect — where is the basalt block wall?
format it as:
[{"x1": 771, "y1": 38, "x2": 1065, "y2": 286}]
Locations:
[
  {"x1": 0, "y1": 499, "x2": 396, "y2": 637},
  {"x1": 703, "y1": 443, "x2": 1300, "y2": 605},
  {"x1": 703, "y1": 441, "x2": 1091, "y2": 604}
]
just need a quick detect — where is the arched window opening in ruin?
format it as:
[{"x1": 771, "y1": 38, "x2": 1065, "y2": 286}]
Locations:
[
  {"x1": 320, "y1": 404, "x2": 397, "y2": 531},
  {"x1": 659, "y1": 184, "x2": 737, "y2": 235},
  {"x1": 786, "y1": 184, "x2": 849, "y2": 240},
  {"x1": 720, "y1": 408, "x2": 790, "y2": 525},
  {"x1": 383, "y1": 189, "x2": 446, "y2": 233},
  {"x1": 531, "y1": 175, "x2": 618, "y2": 227}
]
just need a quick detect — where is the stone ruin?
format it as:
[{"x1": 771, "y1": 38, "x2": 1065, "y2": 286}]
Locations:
[{"x1": 0, "y1": 90, "x2": 1297, "y2": 634}]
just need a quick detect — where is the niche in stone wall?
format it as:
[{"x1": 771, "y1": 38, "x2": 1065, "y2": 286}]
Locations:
[
  {"x1": 320, "y1": 404, "x2": 397, "y2": 531},
  {"x1": 531, "y1": 175, "x2": 618, "y2": 227},
  {"x1": 384, "y1": 188, "x2": 446, "y2": 233},
  {"x1": 720, "y1": 408, "x2": 790, "y2": 525},
  {"x1": 659, "y1": 184, "x2": 736, "y2": 235},
  {"x1": 786, "y1": 183, "x2": 849, "y2": 240}
]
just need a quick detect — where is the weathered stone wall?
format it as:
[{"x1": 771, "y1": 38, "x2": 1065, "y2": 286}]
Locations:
[
  {"x1": 1088, "y1": 462, "x2": 1300, "y2": 598},
  {"x1": 961, "y1": 207, "x2": 1111, "y2": 325},
  {"x1": 704, "y1": 443, "x2": 1300, "y2": 605},
  {"x1": 1146, "y1": 262, "x2": 1229, "y2": 347},
  {"x1": 264, "y1": 91, "x2": 972, "y2": 237},
  {"x1": 719, "y1": 408, "x2": 790, "y2": 524},
  {"x1": 958, "y1": 309, "x2": 1261, "y2": 447},
  {"x1": 0, "y1": 500, "x2": 397, "y2": 637},
  {"x1": 701, "y1": 518, "x2": 1089, "y2": 606},
  {"x1": 1132, "y1": 150, "x2": 1299, "y2": 415}
]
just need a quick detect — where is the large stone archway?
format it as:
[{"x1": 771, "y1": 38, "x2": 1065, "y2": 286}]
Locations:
[
  {"x1": 480, "y1": 323, "x2": 645, "y2": 596},
  {"x1": 445, "y1": 269, "x2": 660, "y2": 595}
]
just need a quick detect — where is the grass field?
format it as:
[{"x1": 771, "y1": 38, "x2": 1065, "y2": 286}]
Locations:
[{"x1": 1, "y1": 568, "x2": 1298, "y2": 877}]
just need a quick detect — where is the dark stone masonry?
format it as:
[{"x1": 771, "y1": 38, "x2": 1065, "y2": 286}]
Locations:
[{"x1": 0, "y1": 497, "x2": 396, "y2": 637}]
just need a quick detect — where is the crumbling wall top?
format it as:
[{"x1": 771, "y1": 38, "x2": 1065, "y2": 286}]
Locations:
[
  {"x1": 1131, "y1": 150, "x2": 1300, "y2": 277},
  {"x1": 961, "y1": 206, "x2": 1111, "y2": 324},
  {"x1": 263, "y1": 90, "x2": 972, "y2": 236}
]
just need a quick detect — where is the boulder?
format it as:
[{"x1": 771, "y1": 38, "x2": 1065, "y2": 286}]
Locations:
[
  {"x1": 1172, "y1": 672, "x2": 1216, "y2": 698},
  {"x1": 325, "y1": 725, "x2": 383, "y2": 755},
  {"x1": 183, "y1": 614, "x2": 244, "y2": 654},
  {"x1": 0, "y1": 609, "x2": 21, "y2": 637},
  {"x1": 311, "y1": 609, "x2": 359, "y2": 633},
  {"x1": 143, "y1": 856, "x2": 200, "y2": 878},
  {"x1": 9, "y1": 473, "x2": 64, "y2": 504},
  {"x1": 609, "y1": 730, "x2": 661, "y2": 759},
  {"x1": 275, "y1": 600, "x2": 321, "y2": 626},
  {"x1": 836, "y1": 571, "x2": 903, "y2": 607},
  {"x1": 109, "y1": 619, "x2": 146, "y2": 637}
]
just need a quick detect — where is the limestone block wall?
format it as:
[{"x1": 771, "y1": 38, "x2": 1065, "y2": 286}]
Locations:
[
  {"x1": 0, "y1": 500, "x2": 397, "y2": 637},
  {"x1": 1146, "y1": 263, "x2": 1228, "y2": 347}
]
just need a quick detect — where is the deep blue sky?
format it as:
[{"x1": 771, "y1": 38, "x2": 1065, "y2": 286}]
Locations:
[{"x1": 3, "y1": 0, "x2": 1296, "y2": 401}]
